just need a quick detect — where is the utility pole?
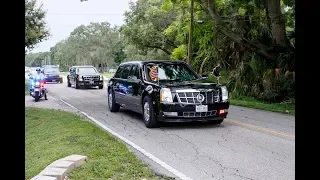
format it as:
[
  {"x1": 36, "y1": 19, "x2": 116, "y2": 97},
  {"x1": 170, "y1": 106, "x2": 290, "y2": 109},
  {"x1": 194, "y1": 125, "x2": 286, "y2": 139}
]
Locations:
[{"x1": 187, "y1": 0, "x2": 194, "y2": 65}]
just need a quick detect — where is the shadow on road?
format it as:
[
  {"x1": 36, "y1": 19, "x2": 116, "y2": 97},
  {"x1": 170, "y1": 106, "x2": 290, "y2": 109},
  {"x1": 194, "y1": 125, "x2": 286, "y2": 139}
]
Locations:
[{"x1": 119, "y1": 108, "x2": 226, "y2": 130}]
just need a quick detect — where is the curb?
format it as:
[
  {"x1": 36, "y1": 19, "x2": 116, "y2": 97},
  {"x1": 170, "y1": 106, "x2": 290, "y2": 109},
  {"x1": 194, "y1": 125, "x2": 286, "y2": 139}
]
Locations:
[{"x1": 30, "y1": 154, "x2": 88, "y2": 180}]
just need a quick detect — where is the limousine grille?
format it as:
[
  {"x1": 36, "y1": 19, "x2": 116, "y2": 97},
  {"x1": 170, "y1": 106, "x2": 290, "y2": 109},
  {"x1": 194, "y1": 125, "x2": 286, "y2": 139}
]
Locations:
[
  {"x1": 176, "y1": 90, "x2": 219, "y2": 104},
  {"x1": 82, "y1": 76, "x2": 100, "y2": 81}
]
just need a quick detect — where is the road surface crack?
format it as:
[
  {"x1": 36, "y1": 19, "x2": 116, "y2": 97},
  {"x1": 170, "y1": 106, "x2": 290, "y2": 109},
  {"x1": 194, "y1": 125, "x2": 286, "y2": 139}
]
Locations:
[
  {"x1": 163, "y1": 131, "x2": 200, "y2": 163},
  {"x1": 232, "y1": 173, "x2": 253, "y2": 180},
  {"x1": 217, "y1": 129, "x2": 231, "y2": 148}
]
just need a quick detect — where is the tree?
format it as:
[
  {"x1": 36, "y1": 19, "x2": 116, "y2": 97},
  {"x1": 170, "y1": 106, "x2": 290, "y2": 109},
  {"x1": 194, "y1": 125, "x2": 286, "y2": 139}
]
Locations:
[{"x1": 25, "y1": 0, "x2": 50, "y2": 52}]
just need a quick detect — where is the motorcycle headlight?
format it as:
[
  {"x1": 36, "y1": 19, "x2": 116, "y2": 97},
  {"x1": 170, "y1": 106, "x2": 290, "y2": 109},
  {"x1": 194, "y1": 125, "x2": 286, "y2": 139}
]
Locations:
[
  {"x1": 160, "y1": 88, "x2": 173, "y2": 103},
  {"x1": 35, "y1": 82, "x2": 40, "y2": 86},
  {"x1": 221, "y1": 86, "x2": 228, "y2": 101}
]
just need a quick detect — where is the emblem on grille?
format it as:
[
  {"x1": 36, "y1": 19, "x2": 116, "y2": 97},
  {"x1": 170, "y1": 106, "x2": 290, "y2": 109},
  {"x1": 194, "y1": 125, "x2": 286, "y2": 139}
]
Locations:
[{"x1": 196, "y1": 94, "x2": 205, "y2": 103}]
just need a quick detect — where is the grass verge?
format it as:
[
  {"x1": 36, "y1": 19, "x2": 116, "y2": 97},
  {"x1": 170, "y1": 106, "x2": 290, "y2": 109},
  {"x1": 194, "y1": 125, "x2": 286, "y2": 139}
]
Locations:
[
  {"x1": 230, "y1": 96, "x2": 295, "y2": 115},
  {"x1": 60, "y1": 72, "x2": 68, "y2": 76},
  {"x1": 25, "y1": 79, "x2": 30, "y2": 96},
  {"x1": 102, "y1": 73, "x2": 114, "y2": 79},
  {"x1": 25, "y1": 107, "x2": 172, "y2": 180}
]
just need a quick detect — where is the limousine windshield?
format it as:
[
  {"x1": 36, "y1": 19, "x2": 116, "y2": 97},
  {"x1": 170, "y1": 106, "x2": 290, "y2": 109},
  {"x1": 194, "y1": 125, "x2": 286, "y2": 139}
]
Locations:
[{"x1": 145, "y1": 62, "x2": 198, "y2": 83}]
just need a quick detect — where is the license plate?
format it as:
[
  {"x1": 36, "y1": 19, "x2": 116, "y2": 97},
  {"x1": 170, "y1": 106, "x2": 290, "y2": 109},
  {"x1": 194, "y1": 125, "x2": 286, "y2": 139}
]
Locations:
[
  {"x1": 35, "y1": 89, "x2": 39, "y2": 92},
  {"x1": 196, "y1": 105, "x2": 208, "y2": 112},
  {"x1": 52, "y1": 79, "x2": 56, "y2": 82},
  {"x1": 89, "y1": 81, "x2": 94, "y2": 84}
]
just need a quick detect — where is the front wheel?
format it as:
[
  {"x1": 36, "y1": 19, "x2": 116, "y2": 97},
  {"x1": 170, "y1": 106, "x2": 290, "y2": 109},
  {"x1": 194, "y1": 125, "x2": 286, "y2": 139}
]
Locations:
[
  {"x1": 34, "y1": 92, "x2": 40, "y2": 102},
  {"x1": 142, "y1": 96, "x2": 159, "y2": 128},
  {"x1": 60, "y1": 78, "x2": 63, "y2": 83},
  {"x1": 75, "y1": 80, "x2": 80, "y2": 89},
  {"x1": 67, "y1": 80, "x2": 71, "y2": 87},
  {"x1": 99, "y1": 85, "x2": 103, "y2": 89},
  {"x1": 108, "y1": 89, "x2": 120, "y2": 112}
]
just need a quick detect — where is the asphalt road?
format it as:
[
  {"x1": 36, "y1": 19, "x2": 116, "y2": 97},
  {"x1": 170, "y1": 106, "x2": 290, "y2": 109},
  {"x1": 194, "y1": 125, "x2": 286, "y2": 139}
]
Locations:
[{"x1": 44, "y1": 77, "x2": 295, "y2": 180}]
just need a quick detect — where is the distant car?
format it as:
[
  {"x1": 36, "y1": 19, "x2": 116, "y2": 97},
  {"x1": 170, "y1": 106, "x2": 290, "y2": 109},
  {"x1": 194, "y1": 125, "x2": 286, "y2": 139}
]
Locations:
[
  {"x1": 67, "y1": 65, "x2": 104, "y2": 89},
  {"x1": 43, "y1": 66, "x2": 63, "y2": 83}
]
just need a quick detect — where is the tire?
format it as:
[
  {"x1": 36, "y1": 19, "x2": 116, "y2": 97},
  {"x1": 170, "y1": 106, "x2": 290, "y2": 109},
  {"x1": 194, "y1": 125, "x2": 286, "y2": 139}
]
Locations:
[
  {"x1": 208, "y1": 119, "x2": 224, "y2": 125},
  {"x1": 99, "y1": 85, "x2": 103, "y2": 89},
  {"x1": 60, "y1": 78, "x2": 63, "y2": 83},
  {"x1": 67, "y1": 80, "x2": 71, "y2": 87},
  {"x1": 75, "y1": 80, "x2": 80, "y2": 89},
  {"x1": 34, "y1": 92, "x2": 40, "y2": 102},
  {"x1": 142, "y1": 96, "x2": 159, "y2": 128},
  {"x1": 108, "y1": 89, "x2": 120, "y2": 112}
]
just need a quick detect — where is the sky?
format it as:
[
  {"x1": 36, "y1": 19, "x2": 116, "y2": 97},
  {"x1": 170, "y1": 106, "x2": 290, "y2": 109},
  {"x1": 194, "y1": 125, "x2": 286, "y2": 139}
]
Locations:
[{"x1": 31, "y1": 0, "x2": 136, "y2": 53}]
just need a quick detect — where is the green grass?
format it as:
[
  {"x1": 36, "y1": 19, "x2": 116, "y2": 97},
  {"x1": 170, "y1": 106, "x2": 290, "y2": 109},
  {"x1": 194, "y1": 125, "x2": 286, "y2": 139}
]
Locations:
[
  {"x1": 102, "y1": 73, "x2": 114, "y2": 79},
  {"x1": 230, "y1": 96, "x2": 295, "y2": 115},
  {"x1": 25, "y1": 107, "x2": 173, "y2": 180},
  {"x1": 60, "y1": 72, "x2": 68, "y2": 76},
  {"x1": 25, "y1": 79, "x2": 30, "y2": 96}
]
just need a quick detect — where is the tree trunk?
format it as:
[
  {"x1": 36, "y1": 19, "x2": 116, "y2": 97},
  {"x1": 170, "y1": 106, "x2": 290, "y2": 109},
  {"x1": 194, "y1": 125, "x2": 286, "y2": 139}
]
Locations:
[
  {"x1": 198, "y1": 57, "x2": 208, "y2": 75},
  {"x1": 266, "y1": 0, "x2": 289, "y2": 48}
]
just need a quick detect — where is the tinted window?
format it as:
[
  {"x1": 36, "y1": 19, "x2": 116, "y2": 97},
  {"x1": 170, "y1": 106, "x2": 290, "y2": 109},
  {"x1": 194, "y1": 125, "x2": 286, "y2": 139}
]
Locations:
[
  {"x1": 120, "y1": 65, "x2": 132, "y2": 79},
  {"x1": 145, "y1": 63, "x2": 198, "y2": 82},
  {"x1": 129, "y1": 65, "x2": 137, "y2": 77},
  {"x1": 77, "y1": 67, "x2": 97, "y2": 74},
  {"x1": 44, "y1": 67, "x2": 60, "y2": 74},
  {"x1": 114, "y1": 66, "x2": 124, "y2": 78},
  {"x1": 134, "y1": 65, "x2": 141, "y2": 79}
]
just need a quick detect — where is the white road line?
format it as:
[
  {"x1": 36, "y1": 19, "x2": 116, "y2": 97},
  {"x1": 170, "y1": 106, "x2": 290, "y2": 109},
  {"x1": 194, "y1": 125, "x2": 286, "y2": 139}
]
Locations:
[{"x1": 60, "y1": 99, "x2": 193, "y2": 180}]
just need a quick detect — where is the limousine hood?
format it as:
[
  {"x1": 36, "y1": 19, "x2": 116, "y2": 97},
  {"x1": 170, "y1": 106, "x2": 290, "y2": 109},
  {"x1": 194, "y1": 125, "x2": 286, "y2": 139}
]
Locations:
[
  {"x1": 79, "y1": 72, "x2": 101, "y2": 76},
  {"x1": 161, "y1": 81, "x2": 221, "y2": 91}
]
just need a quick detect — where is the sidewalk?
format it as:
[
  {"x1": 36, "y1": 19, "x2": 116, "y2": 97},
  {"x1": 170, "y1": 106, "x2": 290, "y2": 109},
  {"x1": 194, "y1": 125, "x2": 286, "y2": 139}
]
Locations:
[{"x1": 25, "y1": 94, "x2": 79, "y2": 114}]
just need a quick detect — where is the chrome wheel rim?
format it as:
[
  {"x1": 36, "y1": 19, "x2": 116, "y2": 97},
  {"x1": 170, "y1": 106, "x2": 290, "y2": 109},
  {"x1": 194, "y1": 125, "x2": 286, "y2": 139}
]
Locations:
[
  {"x1": 108, "y1": 93, "x2": 112, "y2": 109},
  {"x1": 143, "y1": 102, "x2": 150, "y2": 122}
]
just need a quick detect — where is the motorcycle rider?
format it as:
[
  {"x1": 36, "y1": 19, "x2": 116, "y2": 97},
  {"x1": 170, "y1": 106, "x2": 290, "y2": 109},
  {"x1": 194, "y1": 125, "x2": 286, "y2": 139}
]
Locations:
[{"x1": 33, "y1": 68, "x2": 48, "y2": 100}]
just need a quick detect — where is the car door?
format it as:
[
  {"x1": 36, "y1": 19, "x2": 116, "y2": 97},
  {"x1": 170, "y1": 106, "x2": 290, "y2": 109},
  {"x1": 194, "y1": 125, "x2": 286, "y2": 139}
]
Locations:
[
  {"x1": 112, "y1": 65, "x2": 124, "y2": 104},
  {"x1": 114, "y1": 64, "x2": 132, "y2": 107},
  {"x1": 127, "y1": 64, "x2": 143, "y2": 113}
]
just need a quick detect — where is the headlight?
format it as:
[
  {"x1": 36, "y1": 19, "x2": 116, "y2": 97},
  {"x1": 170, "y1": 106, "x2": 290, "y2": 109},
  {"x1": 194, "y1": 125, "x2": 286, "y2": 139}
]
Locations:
[
  {"x1": 221, "y1": 86, "x2": 228, "y2": 101},
  {"x1": 100, "y1": 75, "x2": 104, "y2": 80},
  {"x1": 160, "y1": 88, "x2": 173, "y2": 103},
  {"x1": 35, "y1": 82, "x2": 40, "y2": 86},
  {"x1": 59, "y1": 75, "x2": 62, "y2": 78}
]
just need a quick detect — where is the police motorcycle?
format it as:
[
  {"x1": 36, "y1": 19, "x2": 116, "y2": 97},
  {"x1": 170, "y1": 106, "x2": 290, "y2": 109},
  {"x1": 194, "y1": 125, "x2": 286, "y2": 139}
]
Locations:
[{"x1": 29, "y1": 74, "x2": 48, "y2": 102}]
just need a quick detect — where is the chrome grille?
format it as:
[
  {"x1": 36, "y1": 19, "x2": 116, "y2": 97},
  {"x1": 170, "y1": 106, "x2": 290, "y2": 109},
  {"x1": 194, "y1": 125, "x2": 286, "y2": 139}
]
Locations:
[
  {"x1": 182, "y1": 110, "x2": 217, "y2": 117},
  {"x1": 82, "y1": 76, "x2": 100, "y2": 81},
  {"x1": 176, "y1": 90, "x2": 219, "y2": 104}
]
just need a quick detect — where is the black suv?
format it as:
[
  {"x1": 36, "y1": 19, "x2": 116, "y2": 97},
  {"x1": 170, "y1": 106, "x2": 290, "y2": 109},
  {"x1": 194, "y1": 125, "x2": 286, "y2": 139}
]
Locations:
[
  {"x1": 67, "y1": 65, "x2": 104, "y2": 89},
  {"x1": 107, "y1": 60, "x2": 230, "y2": 128}
]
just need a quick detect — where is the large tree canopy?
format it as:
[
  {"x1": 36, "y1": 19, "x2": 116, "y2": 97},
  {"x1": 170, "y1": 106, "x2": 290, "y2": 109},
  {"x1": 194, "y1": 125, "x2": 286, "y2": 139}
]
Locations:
[{"x1": 25, "y1": 0, "x2": 50, "y2": 52}]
